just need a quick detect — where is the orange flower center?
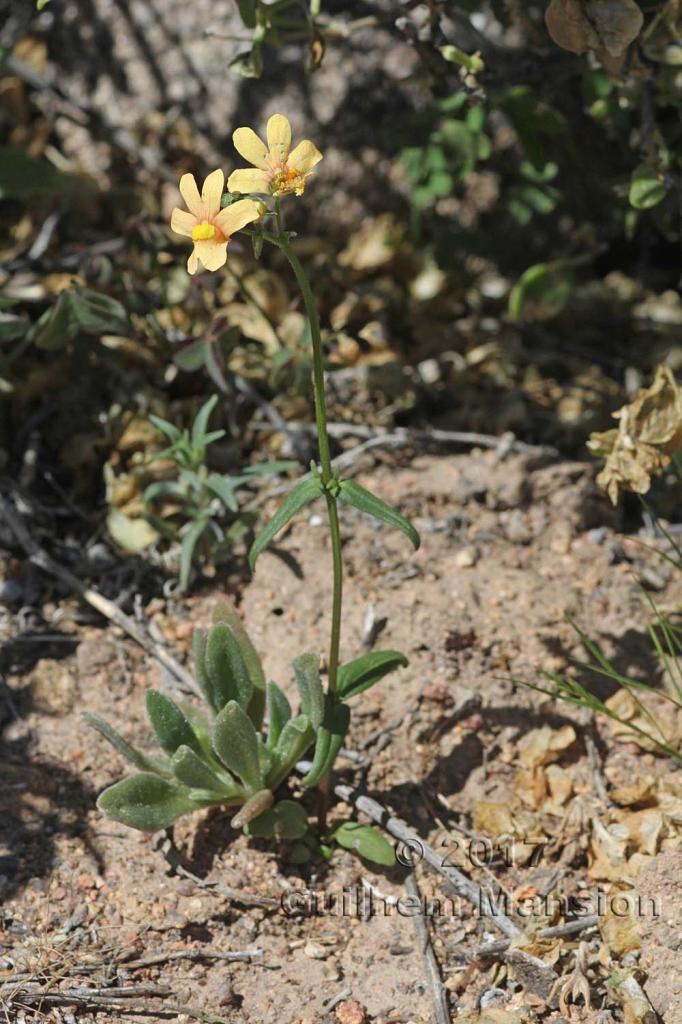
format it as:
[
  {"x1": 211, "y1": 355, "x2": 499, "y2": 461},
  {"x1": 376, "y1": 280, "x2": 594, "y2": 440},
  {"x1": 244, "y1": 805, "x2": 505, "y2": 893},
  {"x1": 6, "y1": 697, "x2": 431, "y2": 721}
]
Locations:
[
  {"x1": 271, "y1": 164, "x2": 308, "y2": 197},
  {"x1": 191, "y1": 222, "x2": 216, "y2": 241}
]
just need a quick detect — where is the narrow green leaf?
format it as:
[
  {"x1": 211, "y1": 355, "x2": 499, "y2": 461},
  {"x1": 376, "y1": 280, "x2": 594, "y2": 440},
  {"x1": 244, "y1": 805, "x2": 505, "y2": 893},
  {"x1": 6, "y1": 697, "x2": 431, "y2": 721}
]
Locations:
[
  {"x1": 337, "y1": 650, "x2": 408, "y2": 701},
  {"x1": 249, "y1": 476, "x2": 324, "y2": 569},
  {"x1": 265, "y1": 682, "x2": 292, "y2": 750},
  {"x1": 242, "y1": 461, "x2": 298, "y2": 478},
  {"x1": 330, "y1": 822, "x2": 396, "y2": 867},
  {"x1": 212, "y1": 701, "x2": 263, "y2": 792},
  {"x1": 205, "y1": 622, "x2": 254, "y2": 713},
  {"x1": 149, "y1": 414, "x2": 181, "y2": 443},
  {"x1": 171, "y1": 745, "x2": 240, "y2": 796},
  {"x1": 179, "y1": 518, "x2": 207, "y2": 591},
  {"x1": 145, "y1": 691, "x2": 203, "y2": 758},
  {"x1": 338, "y1": 480, "x2": 420, "y2": 550},
  {"x1": 83, "y1": 713, "x2": 168, "y2": 776},
  {"x1": 205, "y1": 474, "x2": 239, "y2": 512},
  {"x1": 301, "y1": 702, "x2": 350, "y2": 787},
  {"x1": 293, "y1": 653, "x2": 324, "y2": 729},
  {"x1": 97, "y1": 774, "x2": 200, "y2": 832},
  {"x1": 192, "y1": 395, "x2": 219, "y2": 449}
]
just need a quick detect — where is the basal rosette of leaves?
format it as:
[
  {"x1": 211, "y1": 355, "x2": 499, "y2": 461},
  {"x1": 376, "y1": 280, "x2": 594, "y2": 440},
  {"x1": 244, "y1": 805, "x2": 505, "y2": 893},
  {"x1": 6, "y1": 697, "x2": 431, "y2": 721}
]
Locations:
[{"x1": 88, "y1": 598, "x2": 404, "y2": 861}]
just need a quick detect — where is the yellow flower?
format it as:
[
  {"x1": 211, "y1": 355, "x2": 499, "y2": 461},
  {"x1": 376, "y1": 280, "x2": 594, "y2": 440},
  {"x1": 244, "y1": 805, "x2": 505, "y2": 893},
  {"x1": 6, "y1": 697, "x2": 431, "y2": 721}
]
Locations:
[
  {"x1": 227, "y1": 114, "x2": 323, "y2": 198},
  {"x1": 170, "y1": 169, "x2": 261, "y2": 274}
]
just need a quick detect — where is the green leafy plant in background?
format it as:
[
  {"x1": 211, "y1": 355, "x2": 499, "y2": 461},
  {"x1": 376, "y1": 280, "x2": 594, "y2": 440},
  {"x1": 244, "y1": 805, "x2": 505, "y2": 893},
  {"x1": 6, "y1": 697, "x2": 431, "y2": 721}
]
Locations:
[
  {"x1": 524, "y1": 368, "x2": 682, "y2": 765},
  {"x1": 89, "y1": 113, "x2": 419, "y2": 865},
  {"x1": 522, "y1": 609, "x2": 682, "y2": 766},
  {"x1": 144, "y1": 395, "x2": 296, "y2": 590}
]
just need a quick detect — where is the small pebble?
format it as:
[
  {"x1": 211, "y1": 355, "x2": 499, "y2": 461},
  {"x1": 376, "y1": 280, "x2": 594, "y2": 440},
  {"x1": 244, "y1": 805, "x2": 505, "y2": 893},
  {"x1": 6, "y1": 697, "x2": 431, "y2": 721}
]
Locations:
[
  {"x1": 454, "y1": 545, "x2": 478, "y2": 568},
  {"x1": 304, "y1": 940, "x2": 328, "y2": 960},
  {"x1": 335, "y1": 999, "x2": 367, "y2": 1024}
]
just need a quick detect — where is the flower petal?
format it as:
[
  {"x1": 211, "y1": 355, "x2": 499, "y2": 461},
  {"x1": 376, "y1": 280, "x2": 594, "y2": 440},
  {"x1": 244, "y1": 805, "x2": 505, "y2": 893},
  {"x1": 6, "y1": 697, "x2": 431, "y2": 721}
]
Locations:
[
  {"x1": 170, "y1": 207, "x2": 196, "y2": 237},
  {"x1": 232, "y1": 127, "x2": 269, "y2": 170},
  {"x1": 266, "y1": 113, "x2": 291, "y2": 164},
  {"x1": 226, "y1": 168, "x2": 272, "y2": 195},
  {"x1": 215, "y1": 198, "x2": 262, "y2": 238},
  {"x1": 287, "y1": 140, "x2": 323, "y2": 175},
  {"x1": 179, "y1": 173, "x2": 203, "y2": 218},
  {"x1": 189, "y1": 239, "x2": 229, "y2": 273},
  {"x1": 201, "y1": 168, "x2": 225, "y2": 219}
]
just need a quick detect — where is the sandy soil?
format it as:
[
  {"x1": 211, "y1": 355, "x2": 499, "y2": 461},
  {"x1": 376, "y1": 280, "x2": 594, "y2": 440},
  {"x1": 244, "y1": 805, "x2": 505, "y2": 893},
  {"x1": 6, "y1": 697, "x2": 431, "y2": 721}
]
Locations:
[{"x1": 2, "y1": 450, "x2": 681, "y2": 1022}]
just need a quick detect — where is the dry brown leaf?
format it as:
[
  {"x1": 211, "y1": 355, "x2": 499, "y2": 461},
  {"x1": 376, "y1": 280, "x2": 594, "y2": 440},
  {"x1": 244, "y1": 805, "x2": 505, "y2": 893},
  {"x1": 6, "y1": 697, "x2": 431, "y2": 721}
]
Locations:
[
  {"x1": 611, "y1": 778, "x2": 657, "y2": 807},
  {"x1": 600, "y1": 887, "x2": 642, "y2": 955},
  {"x1": 603, "y1": 688, "x2": 682, "y2": 753},
  {"x1": 546, "y1": 0, "x2": 643, "y2": 58},
  {"x1": 586, "y1": 0, "x2": 645, "y2": 56},
  {"x1": 589, "y1": 816, "x2": 631, "y2": 880},
  {"x1": 518, "y1": 724, "x2": 577, "y2": 768},
  {"x1": 589, "y1": 365, "x2": 682, "y2": 504},
  {"x1": 545, "y1": 764, "x2": 574, "y2": 808},
  {"x1": 546, "y1": 0, "x2": 600, "y2": 53},
  {"x1": 516, "y1": 766, "x2": 548, "y2": 809},
  {"x1": 338, "y1": 215, "x2": 402, "y2": 273}
]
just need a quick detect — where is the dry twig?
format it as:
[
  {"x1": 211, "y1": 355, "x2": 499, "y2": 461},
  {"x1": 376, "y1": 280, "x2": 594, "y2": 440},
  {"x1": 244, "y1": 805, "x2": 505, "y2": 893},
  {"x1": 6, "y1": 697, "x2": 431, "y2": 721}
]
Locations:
[
  {"x1": 0, "y1": 491, "x2": 200, "y2": 699},
  {"x1": 316, "y1": 772, "x2": 522, "y2": 941},
  {"x1": 405, "y1": 872, "x2": 452, "y2": 1024}
]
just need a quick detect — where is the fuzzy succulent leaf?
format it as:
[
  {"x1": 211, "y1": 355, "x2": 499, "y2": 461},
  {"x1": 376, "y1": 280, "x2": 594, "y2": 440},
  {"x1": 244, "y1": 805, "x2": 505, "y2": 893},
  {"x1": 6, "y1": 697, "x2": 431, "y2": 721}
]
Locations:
[
  {"x1": 83, "y1": 713, "x2": 169, "y2": 776},
  {"x1": 337, "y1": 650, "x2": 408, "y2": 701},
  {"x1": 205, "y1": 623, "x2": 254, "y2": 714},
  {"x1": 246, "y1": 799, "x2": 309, "y2": 840},
  {"x1": 212, "y1": 601, "x2": 266, "y2": 727},
  {"x1": 301, "y1": 701, "x2": 350, "y2": 788},
  {"x1": 145, "y1": 691, "x2": 203, "y2": 758},
  {"x1": 293, "y1": 652, "x2": 324, "y2": 730},
  {"x1": 248, "y1": 476, "x2": 323, "y2": 570},
  {"x1": 171, "y1": 745, "x2": 240, "y2": 796},
  {"x1": 212, "y1": 701, "x2": 264, "y2": 792},
  {"x1": 268, "y1": 714, "x2": 315, "y2": 788},
  {"x1": 330, "y1": 822, "x2": 396, "y2": 866},
  {"x1": 337, "y1": 479, "x2": 420, "y2": 550},
  {"x1": 265, "y1": 682, "x2": 292, "y2": 750},
  {"x1": 97, "y1": 773, "x2": 204, "y2": 832},
  {"x1": 191, "y1": 628, "x2": 213, "y2": 707}
]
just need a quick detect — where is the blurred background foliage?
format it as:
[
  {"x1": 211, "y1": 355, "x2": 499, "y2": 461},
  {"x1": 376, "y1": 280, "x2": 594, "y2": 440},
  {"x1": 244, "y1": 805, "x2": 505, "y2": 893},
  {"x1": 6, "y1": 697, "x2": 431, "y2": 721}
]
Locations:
[{"x1": 0, "y1": 0, "x2": 680, "y2": 588}]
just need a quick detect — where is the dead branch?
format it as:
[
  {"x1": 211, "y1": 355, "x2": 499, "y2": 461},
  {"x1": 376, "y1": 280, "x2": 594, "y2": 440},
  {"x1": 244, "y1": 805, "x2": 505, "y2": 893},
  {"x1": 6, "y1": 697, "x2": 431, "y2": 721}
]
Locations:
[
  {"x1": 405, "y1": 872, "x2": 452, "y2": 1024},
  {"x1": 0, "y1": 491, "x2": 201, "y2": 699}
]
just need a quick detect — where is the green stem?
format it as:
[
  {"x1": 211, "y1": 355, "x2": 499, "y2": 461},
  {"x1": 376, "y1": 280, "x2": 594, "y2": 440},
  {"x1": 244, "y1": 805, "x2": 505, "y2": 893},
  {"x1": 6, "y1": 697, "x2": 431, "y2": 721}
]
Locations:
[{"x1": 274, "y1": 200, "x2": 343, "y2": 696}]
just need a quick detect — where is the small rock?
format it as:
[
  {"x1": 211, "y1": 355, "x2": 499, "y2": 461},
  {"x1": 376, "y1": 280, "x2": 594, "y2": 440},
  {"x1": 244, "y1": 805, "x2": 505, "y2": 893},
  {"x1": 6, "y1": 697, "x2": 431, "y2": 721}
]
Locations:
[
  {"x1": 417, "y1": 358, "x2": 441, "y2": 385},
  {"x1": 176, "y1": 880, "x2": 196, "y2": 897},
  {"x1": 422, "y1": 682, "x2": 452, "y2": 704},
  {"x1": 454, "y1": 545, "x2": 478, "y2": 568},
  {"x1": 303, "y1": 941, "x2": 328, "y2": 960},
  {"x1": 335, "y1": 999, "x2": 367, "y2": 1024}
]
